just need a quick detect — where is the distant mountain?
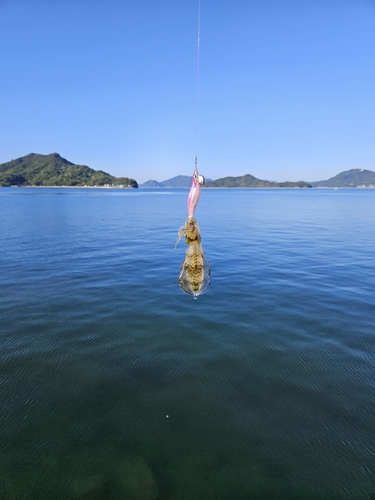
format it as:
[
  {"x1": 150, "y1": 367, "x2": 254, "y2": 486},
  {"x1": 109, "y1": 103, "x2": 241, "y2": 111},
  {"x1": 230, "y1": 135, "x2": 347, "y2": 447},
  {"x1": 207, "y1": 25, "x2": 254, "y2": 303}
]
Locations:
[
  {"x1": 140, "y1": 175, "x2": 192, "y2": 188},
  {"x1": 311, "y1": 169, "x2": 375, "y2": 187},
  {"x1": 205, "y1": 174, "x2": 312, "y2": 188},
  {"x1": 0, "y1": 153, "x2": 138, "y2": 187},
  {"x1": 162, "y1": 175, "x2": 192, "y2": 187},
  {"x1": 139, "y1": 168, "x2": 375, "y2": 189},
  {"x1": 141, "y1": 179, "x2": 166, "y2": 187}
]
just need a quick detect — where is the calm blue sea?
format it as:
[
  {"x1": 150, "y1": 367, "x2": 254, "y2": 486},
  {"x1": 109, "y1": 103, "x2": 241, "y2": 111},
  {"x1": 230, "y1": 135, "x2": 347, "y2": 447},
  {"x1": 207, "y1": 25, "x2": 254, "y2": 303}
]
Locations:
[{"x1": 0, "y1": 187, "x2": 374, "y2": 500}]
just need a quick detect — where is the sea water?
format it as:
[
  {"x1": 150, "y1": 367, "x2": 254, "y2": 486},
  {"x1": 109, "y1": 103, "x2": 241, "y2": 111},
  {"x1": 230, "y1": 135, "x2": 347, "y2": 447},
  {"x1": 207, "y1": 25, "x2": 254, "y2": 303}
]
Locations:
[{"x1": 0, "y1": 187, "x2": 374, "y2": 499}]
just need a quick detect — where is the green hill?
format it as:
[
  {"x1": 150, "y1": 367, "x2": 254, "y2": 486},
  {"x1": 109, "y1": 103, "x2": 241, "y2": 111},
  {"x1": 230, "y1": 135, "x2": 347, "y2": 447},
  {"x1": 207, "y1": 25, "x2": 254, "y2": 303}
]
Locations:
[
  {"x1": 0, "y1": 153, "x2": 138, "y2": 187},
  {"x1": 205, "y1": 174, "x2": 311, "y2": 188},
  {"x1": 312, "y1": 169, "x2": 375, "y2": 187}
]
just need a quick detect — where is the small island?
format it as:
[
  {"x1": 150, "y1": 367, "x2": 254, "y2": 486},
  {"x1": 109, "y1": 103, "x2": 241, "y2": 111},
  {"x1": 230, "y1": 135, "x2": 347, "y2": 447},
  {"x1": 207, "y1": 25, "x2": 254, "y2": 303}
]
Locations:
[
  {"x1": 0, "y1": 153, "x2": 138, "y2": 188},
  {"x1": 205, "y1": 174, "x2": 311, "y2": 188}
]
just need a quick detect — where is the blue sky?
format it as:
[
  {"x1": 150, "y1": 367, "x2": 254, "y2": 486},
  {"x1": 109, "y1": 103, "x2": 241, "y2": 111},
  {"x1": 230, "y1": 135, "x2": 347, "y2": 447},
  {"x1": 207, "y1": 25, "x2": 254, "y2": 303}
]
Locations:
[{"x1": 1, "y1": 0, "x2": 374, "y2": 183}]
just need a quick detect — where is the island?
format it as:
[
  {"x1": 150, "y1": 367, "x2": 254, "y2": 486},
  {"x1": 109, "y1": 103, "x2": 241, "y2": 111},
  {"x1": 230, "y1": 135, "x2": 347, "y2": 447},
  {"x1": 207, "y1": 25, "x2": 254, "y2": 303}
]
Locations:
[
  {"x1": 311, "y1": 169, "x2": 375, "y2": 188},
  {"x1": 0, "y1": 153, "x2": 138, "y2": 188},
  {"x1": 205, "y1": 174, "x2": 311, "y2": 188},
  {"x1": 141, "y1": 168, "x2": 375, "y2": 188}
]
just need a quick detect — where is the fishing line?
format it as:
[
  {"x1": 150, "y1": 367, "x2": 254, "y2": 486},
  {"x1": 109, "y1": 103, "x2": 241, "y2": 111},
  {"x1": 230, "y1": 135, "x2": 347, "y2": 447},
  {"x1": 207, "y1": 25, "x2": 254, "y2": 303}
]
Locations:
[{"x1": 195, "y1": 0, "x2": 201, "y2": 171}]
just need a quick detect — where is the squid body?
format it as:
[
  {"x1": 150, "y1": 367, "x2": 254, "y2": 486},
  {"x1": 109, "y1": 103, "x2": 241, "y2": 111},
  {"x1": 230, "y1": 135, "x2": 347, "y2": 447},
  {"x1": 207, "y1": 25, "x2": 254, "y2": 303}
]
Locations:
[{"x1": 176, "y1": 167, "x2": 211, "y2": 298}]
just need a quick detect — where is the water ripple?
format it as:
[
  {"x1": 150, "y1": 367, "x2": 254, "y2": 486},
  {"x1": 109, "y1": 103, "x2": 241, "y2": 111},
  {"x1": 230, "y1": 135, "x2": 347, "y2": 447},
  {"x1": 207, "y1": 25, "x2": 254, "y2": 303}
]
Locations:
[{"x1": 1, "y1": 188, "x2": 375, "y2": 499}]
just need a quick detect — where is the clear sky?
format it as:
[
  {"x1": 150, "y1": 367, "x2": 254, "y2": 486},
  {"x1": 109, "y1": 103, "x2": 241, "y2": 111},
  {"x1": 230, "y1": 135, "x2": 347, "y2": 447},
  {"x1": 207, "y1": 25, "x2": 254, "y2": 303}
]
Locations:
[{"x1": 1, "y1": 0, "x2": 374, "y2": 184}]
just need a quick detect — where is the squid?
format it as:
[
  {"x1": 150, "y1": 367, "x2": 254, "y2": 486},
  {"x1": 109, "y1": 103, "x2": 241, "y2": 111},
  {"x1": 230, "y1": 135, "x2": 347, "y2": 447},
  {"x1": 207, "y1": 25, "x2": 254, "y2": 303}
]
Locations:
[{"x1": 175, "y1": 165, "x2": 211, "y2": 298}]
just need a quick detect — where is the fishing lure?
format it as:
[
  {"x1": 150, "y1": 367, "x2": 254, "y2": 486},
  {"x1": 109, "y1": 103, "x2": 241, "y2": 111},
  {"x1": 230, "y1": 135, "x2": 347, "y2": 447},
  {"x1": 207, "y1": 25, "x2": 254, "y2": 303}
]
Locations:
[{"x1": 176, "y1": 165, "x2": 211, "y2": 298}]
